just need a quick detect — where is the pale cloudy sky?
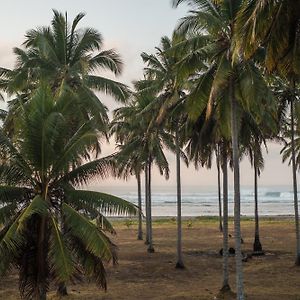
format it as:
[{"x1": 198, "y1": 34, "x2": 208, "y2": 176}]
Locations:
[{"x1": 0, "y1": 1, "x2": 293, "y2": 189}]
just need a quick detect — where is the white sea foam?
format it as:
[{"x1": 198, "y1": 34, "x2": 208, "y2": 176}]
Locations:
[{"x1": 90, "y1": 185, "x2": 297, "y2": 217}]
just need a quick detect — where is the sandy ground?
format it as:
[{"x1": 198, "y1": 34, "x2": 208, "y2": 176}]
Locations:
[{"x1": 1, "y1": 217, "x2": 300, "y2": 300}]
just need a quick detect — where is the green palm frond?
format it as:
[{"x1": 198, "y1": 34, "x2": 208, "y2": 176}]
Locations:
[
  {"x1": 49, "y1": 216, "x2": 74, "y2": 283},
  {"x1": 86, "y1": 75, "x2": 131, "y2": 102},
  {"x1": 62, "y1": 203, "x2": 115, "y2": 261},
  {"x1": 66, "y1": 189, "x2": 138, "y2": 216},
  {"x1": 57, "y1": 155, "x2": 116, "y2": 186}
]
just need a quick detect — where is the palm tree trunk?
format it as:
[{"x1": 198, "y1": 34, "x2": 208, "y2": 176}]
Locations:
[
  {"x1": 230, "y1": 81, "x2": 244, "y2": 300},
  {"x1": 290, "y1": 91, "x2": 300, "y2": 265},
  {"x1": 217, "y1": 146, "x2": 223, "y2": 232},
  {"x1": 221, "y1": 145, "x2": 230, "y2": 292},
  {"x1": 253, "y1": 160, "x2": 262, "y2": 253},
  {"x1": 145, "y1": 166, "x2": 150, "y2": 245},
  {"x1": 36, "y1": 216, "x2": 47, "y2": 300},
  {"x1": 57, "y1": 283, "x2": 68, "y2": 297},
  {"x1": 56, "y1": 211, "x2": 68, "y2": 296},
  {"x1": 147, "y1": 159, "x2": 155, "y2": 253},
  {"x1": 175, "y1": 127, "x2": 184, "y2": 268},
  {"x1": 137, "y1": 172, "x2": 143, "y2": 240}
]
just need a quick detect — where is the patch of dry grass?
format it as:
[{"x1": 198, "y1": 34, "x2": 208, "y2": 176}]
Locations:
[{"x1": 1, "y1": 219, "x2": 300, "y2": 299}]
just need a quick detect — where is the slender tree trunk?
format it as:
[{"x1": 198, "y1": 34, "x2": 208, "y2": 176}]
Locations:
[
  {"x1": 221, "y1": 146, "x2": 231, "y2": 292},
  {"x1": 57, "y1": 283, "x2": 68, "y2": 297},
  {"x1": 56, "y1": 211, "x2": 68, "y2": 296},
  {"x1": 217, "y1": 147, "x2": 223, "y2": 232},
  {"x1": 175, "y1": 127, "x2": 184, "y2": 268},
  {"x1": 253, "y1": 160, "x2": 262, "y2": 253},
  {"x1": 36, "y1": 186, "x2": 49, "y2": 300},
  {"x1": 137, "y1": 172, "x2": 143, "y2": 240},
  {"x1": 147, "y1": 159, "x2": 155, "y2": 253},
  {"x1": 290, "y1": 92, "x2": 300, "y2": 265},
  {"x1": 145, "y1": 166, "x2": 150, "y2": 245},
  {"x1": 230, "y1": 81, "x2": 244, "y2": 300},
  {"x1": 36, "y1": 216, "x2": 47, "y2": 300}
]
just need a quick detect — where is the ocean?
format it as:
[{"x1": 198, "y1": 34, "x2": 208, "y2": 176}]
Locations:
[{"x1": 91, "y1": 185, "x2": 297, "y2": 217}]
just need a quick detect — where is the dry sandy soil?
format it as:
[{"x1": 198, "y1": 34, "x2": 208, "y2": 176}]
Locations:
[{"x1": 1, "y1": 217, "x2": 300, "y2": 300}]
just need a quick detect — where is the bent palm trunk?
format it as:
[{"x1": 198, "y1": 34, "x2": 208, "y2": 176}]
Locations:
[
  {"x1": 175, "y1": 127, "x2": 184, "y2": 268},
  {"x1": 137, "y1": 173, "x2": 143, "y2": 240},
  {"x1": 230, "y1": 81, "x2": 244, "y2": 300},
  {"x1": 290, "y1": 94, "x2": 300, "y2": 265}
]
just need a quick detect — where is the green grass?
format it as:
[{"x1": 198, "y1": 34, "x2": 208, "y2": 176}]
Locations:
[{"x1": 108, "y1": 215, "x2": 295, "y2": 229}]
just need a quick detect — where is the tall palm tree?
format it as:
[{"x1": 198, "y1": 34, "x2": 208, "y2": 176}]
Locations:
[
  {"x1": 112, "y1": 89, "x2": 172, "y2": 252},
  {"x1": 236, "y1": 0, "x2": 300, "y2": 265},
  {"x1": 0, "y1": 10, "x2": 130, "y2": 137},
  {"x1": 138, "y1": 35, "x2": 190, "y2": 267},
  {"x1": 185, "y1": 97, "x2": 233, "y2": 292},
  {"x1": 111, "y1": 104, "x2": 146, "y2": 241},
  {"x1": 239, "y1": 112, "x2": 271, "y2": 255},
  {"x1": 172, "y1": 1, "x2": 274, "y2": 298},
  {"x1": 0, "y1": 86, "x2": 137, "y2": 300}
]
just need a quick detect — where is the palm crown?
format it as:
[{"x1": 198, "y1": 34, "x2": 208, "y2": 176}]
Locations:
[{"x1": 0, "y1": 85, "x2": 137, "y2": 299}]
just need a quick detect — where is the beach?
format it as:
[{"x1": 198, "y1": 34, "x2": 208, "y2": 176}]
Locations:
[{"x1": 1, "y1": 217, "x2": 300, "y2": 300}]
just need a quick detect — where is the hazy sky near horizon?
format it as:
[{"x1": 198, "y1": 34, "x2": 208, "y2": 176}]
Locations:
[{"x1": 0, "y1": 1, "x2": 294, "y2": 189}]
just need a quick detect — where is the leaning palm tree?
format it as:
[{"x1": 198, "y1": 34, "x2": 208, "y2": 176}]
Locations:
[
  {"x1": 0, "y1": 10, "x2": 130, "y2": 137},
  {"x1": 236, "y1": 0, "x2": 300, "y2": 265},
  {"x1": 0, "y1": 86, "x2": 137, "y2": 300}
]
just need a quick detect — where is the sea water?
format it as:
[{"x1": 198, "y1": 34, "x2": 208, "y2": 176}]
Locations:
[{"x1": 91, "y1": 185, "x2": 296, "y2": 217}]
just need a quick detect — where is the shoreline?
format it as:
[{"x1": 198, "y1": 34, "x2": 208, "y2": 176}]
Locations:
[{"x1": 108, "y1": 215, "x2": 295, "y2": 221}]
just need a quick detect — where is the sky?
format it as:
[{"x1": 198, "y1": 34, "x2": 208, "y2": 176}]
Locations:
[{"x1": 0, "y1": 1, "x2": 294, "y2": 189}]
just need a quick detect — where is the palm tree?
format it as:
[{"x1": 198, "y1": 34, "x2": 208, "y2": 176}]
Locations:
[
  {"x1": 185, "y1": 99, "x2": 233, "y2": 292},
  {"x1": 236, "y1": 0, "x2": 300, "y2": 265},
  {"x1": 239, "y1": 112, "x2": 271, "y2": 255},
  {"x1": 138, "y1": 35, "x2": 190, "y2": 267},
  {"x1": 0, "y1": 86, "x2": 137, "y2": 300},
  {"x1": 110, "y1": 104, "x2": 146, "y2": 241},
  {"x1": 0, "y1": 10, "x2": 130, "y2": 137},
  {"x1": 172, "y1": 1, "x2": 275, "y2": 298},
  {"x1": 112, "y1": 89, "x2": 172, "y2": 252}
]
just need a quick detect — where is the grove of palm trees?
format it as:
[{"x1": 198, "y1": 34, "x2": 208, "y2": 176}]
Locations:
[{"x1": 1, "y1": 1, "x2": 300, "y2": 299}]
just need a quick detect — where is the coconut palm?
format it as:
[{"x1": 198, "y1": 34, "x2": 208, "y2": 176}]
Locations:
[
  {"x1": 172, "y1": 1, "x2": 275, "y2": 298},
  {"x1": 112, "y1": 89, "x2": 173, "y2": 252},
  {"x1": 239, "y1": 111, "x2": 272, "y2": 255},
  {"x1": 110, "y1": 103, "x2": 145, "y2": 241},
  {"x1": 185, "y1": 96, "x2": 233, "y2": 292},
  {"x1": 0, "y1": 86, "x2": 137, "y2": 300},
  {"x1": 0, "y1": 10, "x2": 130, "y2": 137},
  {"x1": 236, "y1": 0, "x2": 300, "y2": 265},
  {"x1": 138, "y1": 35, "x2": 191, "y2": 267}
]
